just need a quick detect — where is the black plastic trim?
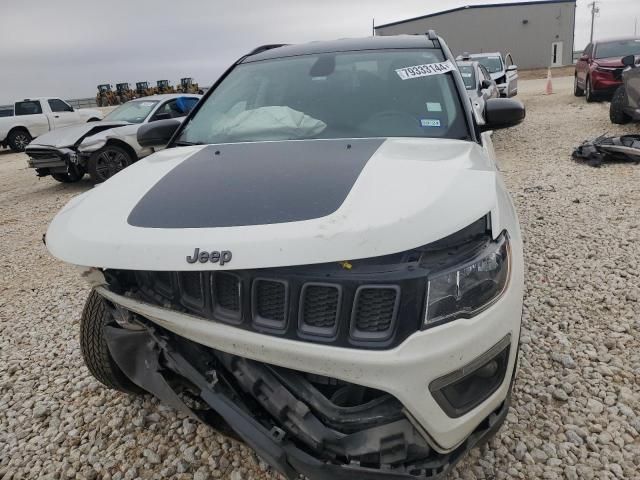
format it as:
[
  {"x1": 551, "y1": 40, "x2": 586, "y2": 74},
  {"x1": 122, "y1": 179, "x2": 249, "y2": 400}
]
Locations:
[
  {"x1": 211, "y1": 272, "x2": 243, "y2": 324},
  {"x1": 430, "y1": 334, "x2": 512, "y2": 418},
  {"x1": 177, "y1": 271, "x2": 206, "y2": 311},
  {"x1": 298, "y1": 282, "x2": 343, "y2": 338},
  {"x1": 252, "y1": 278, "x2": 289, "y2": 332},
  {"x1": 350, "y1": 285, "x2": 401, "y2": 342}
]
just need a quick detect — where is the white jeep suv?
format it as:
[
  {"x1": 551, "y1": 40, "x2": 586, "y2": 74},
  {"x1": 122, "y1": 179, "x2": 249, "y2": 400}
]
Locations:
[{"x1": 46, "y1": 33, "x2": 525, "y2": 479}]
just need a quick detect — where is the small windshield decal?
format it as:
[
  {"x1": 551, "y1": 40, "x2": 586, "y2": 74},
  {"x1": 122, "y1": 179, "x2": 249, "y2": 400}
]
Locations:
[
  {"x1": 426, "y1": 102, "x2": 442, "y2": 112},
  {"x1": 395, "y1": 60, "x2": 455, "y2": 80},
  {"x1": 420, "y1": 119, "x2": 442, "y2": 127}
]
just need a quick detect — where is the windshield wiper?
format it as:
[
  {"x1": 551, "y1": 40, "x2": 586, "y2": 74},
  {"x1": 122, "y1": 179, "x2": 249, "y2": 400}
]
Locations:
[{"x1": 174, "y1": 140, "x2": 204, "y2": 146}]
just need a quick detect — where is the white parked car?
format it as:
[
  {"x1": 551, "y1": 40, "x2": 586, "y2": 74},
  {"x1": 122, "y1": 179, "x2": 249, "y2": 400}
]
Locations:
[
  {"x1": 45, "y1": 35, "x2": 525, "y2": 479},
  {"x1": 458, "y1": 52, "x2": 518, "y2": 98},
  {"x1": 0, "y1": 97, "x2": 102, "y2": 152},
  {"x1": 456, "y1": 60, "x2": 500, "y2": 123},
  {"x1": 26, "y1": 94, "x2": 200, "y2": 183}
]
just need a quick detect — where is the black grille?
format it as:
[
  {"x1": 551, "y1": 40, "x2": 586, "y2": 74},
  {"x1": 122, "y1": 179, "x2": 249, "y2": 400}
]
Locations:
[
  {"x1": 112, "y1": 267, "x2": 420, "y2": 349},
  {"x1": 213, "y1": 273, "x2": 241, "y2": 317},
  {"x1": 26, "y1": 148, "x2": 63, "y2": 160},
  {"x1": 351, "y1": 287, "x2": 399, "y2": 340},
  {"x1": 253, "y1": 279, "x2": 288, "y2": 330},
  {"x1": 300, "y1": 284, "x2": 341, "y2": 336},
  {"x1": 154, "y1": 271, "x2": 175, "y2": 298},
  {"x1": 178, "y1": 272, "x2": 205, "y2": 310}
]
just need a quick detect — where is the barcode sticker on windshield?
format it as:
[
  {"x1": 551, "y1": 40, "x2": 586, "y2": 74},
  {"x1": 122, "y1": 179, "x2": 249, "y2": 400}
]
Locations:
[{"x1": 396, "y1": 60, "x2": 455, "y2": 80}]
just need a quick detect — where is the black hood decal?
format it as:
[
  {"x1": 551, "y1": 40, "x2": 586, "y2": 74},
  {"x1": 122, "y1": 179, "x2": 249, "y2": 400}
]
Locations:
[{"x1": 127, "y1": 139, "x2": 384, "y2": 228}]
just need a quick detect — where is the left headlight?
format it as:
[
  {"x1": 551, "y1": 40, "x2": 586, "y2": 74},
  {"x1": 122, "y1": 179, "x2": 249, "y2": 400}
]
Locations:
[{"x1": 424, "y1": 233, "x2": 510, "y2": 326}]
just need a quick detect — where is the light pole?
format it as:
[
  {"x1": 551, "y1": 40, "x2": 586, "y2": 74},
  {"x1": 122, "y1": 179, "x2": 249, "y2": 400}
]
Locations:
[{"x1": 588, "y1": 1, "x2": 599, "y2": 44}]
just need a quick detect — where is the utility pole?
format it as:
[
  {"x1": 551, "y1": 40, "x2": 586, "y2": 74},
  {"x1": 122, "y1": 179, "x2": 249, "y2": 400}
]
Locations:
[{"x1": 588, "y1": 1, "x2": 599, "y2": 44}]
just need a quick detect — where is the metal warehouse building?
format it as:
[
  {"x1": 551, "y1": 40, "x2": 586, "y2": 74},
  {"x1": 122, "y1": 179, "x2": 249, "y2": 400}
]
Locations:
[{"x1": 374, "y1": 0, "x2": 576, "y2": 69}]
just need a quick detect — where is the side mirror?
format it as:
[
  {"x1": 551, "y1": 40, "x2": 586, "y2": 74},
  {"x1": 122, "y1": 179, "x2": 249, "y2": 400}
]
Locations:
[
  {"x1": 480, "y1": 98, "x2": 525, "y2": 132},
  {"x1": 481, "y1": 79, "x2": 493, "y2": 89},
  {"x1": 152, "y1": 112, "x2": 172, "y2": 121},
  {"x1": 137, "y1": 119, "x2": 181, "y2": 147},
  {"x1": 622, "y1": 55, "x2": 636, "y2": 67},
  {"x1": 507, "y1": 64, "x2": 518, "y2": 72}
]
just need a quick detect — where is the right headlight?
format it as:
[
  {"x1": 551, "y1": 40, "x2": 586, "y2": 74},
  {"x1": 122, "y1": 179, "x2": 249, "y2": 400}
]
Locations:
[{"x1": 424, "y1": 233, "x2": 510, "y2": 326}]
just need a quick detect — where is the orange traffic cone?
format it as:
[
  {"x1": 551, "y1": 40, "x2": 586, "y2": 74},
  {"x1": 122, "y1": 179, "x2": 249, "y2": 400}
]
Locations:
[{"x1": 545, "y1": 68, "x2": 553, "y2": 95}]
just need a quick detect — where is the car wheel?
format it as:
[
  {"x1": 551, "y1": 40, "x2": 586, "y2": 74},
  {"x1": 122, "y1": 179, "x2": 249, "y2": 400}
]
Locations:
[
  {"x1": 610, "y1": 85, "x2": 632, "y2": 124},
  {"x1": 88, "y1": 144, "x2": 132, "y2": 183},
  {"x1": 585, "y1": 77, "x2": 595, "y2": 103},
  {"x1": 80, "y1": 290, "x2": 144, "y2": 394},
  {"x1": 574, "y1": 75, "x2": 584, "y2": 97},
  {"x1": 51, "y1": 165, "x2": 85, "y2": 183},
  {"x1": 7, "y1": 129, "x2": 32, "y2": 152}
]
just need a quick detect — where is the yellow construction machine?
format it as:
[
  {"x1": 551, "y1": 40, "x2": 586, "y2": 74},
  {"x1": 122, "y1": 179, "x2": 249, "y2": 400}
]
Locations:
[
  {"x1": 156, "y1": 80, "x2": 175, "y2": 94},
  {"x1": 96, "y1": 84, "x2": 119, "y2": 107},
  {"x1": 135, "y1": 82, "x2": 156, "y2": 97},
  {"x1": 116, "y1": 83, "x2": 134, "y2": 103},
  {"x1": 176, "y1": 77, "x2": 204, "y2": 94}
]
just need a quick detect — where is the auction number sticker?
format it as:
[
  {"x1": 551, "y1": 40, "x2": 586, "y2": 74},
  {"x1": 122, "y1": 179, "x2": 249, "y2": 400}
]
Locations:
[{"x1": 396, "y1": 60, "x2": 455, "y2": 80}]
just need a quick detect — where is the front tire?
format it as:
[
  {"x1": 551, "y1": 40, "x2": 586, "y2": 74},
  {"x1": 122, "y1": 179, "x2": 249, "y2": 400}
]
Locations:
[
  {"x1": 87, "y1": 144, "x2": 133, "y2": 183},
  {"x1": 574, "y1": 75, "x2": 584, "y2": 97},
  {"x1": 80, "y1": 290, "x2": 143, "y2": 394},
  {"x1": 585, "y1": 77, "x2": 595, "y2": 103},
  {"x1": 51, "y1": 165, "x2": 84, "y2": 183},
  {"x1": 610, "y1": 85, "x2": 631, "y2": 124},
  {"x1": 7, "y1": 129, "x2": 32, "y2": 152}
]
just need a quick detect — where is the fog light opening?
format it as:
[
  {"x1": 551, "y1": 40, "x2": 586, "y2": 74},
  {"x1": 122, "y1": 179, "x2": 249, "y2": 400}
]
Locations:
[{"x1": 430, "y1": 335, "x2": 511, "y2": 418}]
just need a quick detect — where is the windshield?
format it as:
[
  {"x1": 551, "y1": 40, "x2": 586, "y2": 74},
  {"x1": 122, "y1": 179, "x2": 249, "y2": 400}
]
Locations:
[
  {"x1": 103, "y1": 100, "x2": 159, "y2": 123},
  {"x1": 595, "y1": 39, "x2": 640, "y2": 59},
  {"x1": 457, "y1": 65, "x2": 476, "y2": 90},
  {"x1": 474, "y1": 56, "x2": 503, "y2": 74},
  {"x1": 177, "y1": 49, "x2": 470, "y2": 145}
]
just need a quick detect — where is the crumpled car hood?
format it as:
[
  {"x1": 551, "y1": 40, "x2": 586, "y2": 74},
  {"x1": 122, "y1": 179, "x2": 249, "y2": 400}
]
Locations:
[
  {"x1": 594, "y1": 56, "x2": 624, "y2": 68},
  {"x1": 46, "y1": 137, "x2": 503, "y2": 270},
  {"x1": 27, "y1": 121, "x2": 130, "y2": 149}
]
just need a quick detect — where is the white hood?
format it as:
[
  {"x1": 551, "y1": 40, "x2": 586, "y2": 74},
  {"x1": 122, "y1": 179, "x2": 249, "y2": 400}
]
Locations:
[
  {"x1": 28, "y1": 121, "x2": 129, "y2": 148},
  {"x1": 46, "y1": 137, "x2": 501, "y2": 270}
]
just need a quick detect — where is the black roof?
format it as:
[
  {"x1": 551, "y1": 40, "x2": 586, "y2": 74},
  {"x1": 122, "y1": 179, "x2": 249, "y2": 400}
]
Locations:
[
  {"x1": 243, "y1": 35, "x2": 439, "y2": 62},
  {"x1": 375, "y1": 0, "x2": 576, "y2": 29}
]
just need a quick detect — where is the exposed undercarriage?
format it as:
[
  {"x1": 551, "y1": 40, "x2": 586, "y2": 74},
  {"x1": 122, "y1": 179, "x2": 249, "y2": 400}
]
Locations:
[{"x1": 104, "y1": 307, "x2": 510, "y2": 480}]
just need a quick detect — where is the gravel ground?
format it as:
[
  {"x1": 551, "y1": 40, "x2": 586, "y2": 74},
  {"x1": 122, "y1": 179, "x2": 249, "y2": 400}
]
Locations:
[{"x1": 1, "y1": 78, "x2": 639, "y2": 480}]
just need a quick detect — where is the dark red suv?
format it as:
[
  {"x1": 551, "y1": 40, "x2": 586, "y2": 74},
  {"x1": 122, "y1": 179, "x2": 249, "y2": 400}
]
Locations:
[{"x1": 575, "y1": 37, "x2": 640, "y2": 102}]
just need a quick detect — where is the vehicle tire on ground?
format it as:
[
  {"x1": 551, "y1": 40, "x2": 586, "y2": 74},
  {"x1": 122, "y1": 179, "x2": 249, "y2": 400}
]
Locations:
[
  {"x1": 610, "y1": 85, "x2": 631, "y2": 124},
  {"x1": 51, "y1": 165, "x2": 85, "y2": 183},
  {"x1": 80, "y1": 290, "x2": 143, "y2": 394},
  {"x1": 7, "y1": 129, "x2": 32, "y2": 152},
  {"x1": 574, "y1": 75, "x2": 584, "y2": 97},
  {"x1": 87, "y1": 144, "x2": 133, "y2": 183},
  {"x1": 585, "y1": 77, "x2": 595, "y2": 103}
]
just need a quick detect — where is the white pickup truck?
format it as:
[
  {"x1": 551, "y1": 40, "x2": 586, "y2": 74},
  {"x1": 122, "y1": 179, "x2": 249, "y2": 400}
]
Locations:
[{"x1": 0, "y1": 98, "x2": 103, "y2": 152}]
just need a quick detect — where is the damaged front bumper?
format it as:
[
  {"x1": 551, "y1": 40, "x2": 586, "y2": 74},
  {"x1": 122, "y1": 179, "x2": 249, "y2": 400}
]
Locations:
[
  {"x1": 97, "y1": 279, "x2": 521, "y2": 479},
  {"x1": 26, "y1": 146, "x2": 79, "y2": 175},
  {"x1": 104, "y1": 320, "x2": 514, "y2": 480}
]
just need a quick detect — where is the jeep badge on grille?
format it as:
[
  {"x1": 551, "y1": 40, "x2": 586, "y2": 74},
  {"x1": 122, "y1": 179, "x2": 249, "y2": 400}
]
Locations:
[{"x1": 186, "y1": 248, "x2": 232, "y2": 265}]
